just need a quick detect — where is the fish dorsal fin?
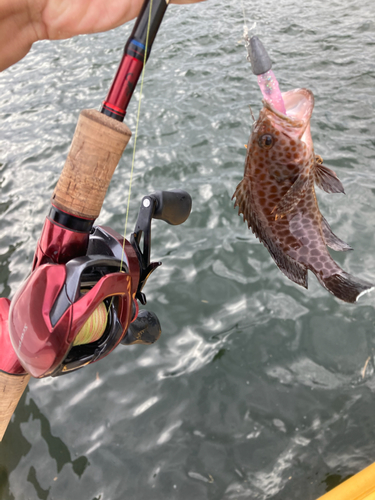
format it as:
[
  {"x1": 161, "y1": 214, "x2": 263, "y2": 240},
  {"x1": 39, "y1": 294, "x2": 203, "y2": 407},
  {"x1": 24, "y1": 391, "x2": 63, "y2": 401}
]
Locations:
[
  {"x1": 271, "y1": 174, "x2": 310, "y2": 220},
  {"x1": 233, "y1": 176, "x2": 308, "y2": 288},
  {"x1": 321, "y1": 214, "x2": 352, "y2": 252},
  {"x1": 314, "y1": 157, "x2": 345, "y2": 194}
]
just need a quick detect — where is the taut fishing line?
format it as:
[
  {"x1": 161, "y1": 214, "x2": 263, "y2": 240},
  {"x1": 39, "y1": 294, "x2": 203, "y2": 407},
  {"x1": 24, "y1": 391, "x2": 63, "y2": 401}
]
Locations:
[
  {"x1": 121, "y1": 0, "x2": 154, "y2": 273},
  {"x1": 76, "y1": 2, "x2": 155, "y2": 345},
  {"x1": 241, "y1": 0, "x2": 256, "y2": 56},
  {"x1": 241, "y1": 0, "x2": 249, "y2": 39}
]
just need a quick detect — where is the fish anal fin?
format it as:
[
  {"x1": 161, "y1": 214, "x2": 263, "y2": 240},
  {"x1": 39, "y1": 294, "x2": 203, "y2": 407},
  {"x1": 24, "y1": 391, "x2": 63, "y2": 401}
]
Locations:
[
  {"x1": 316, "y1": 271, "x2": 374, "y2": 303},
  {"x1": 233, "y1": 177, "x2": 308, "y2": 288},
  {"x1": 272, "y1": 175, "x2": 309, "y2": 219},
  {"x1": 321, "y1": 215, "x2": 352, "y2": 252},
  {"x1": 314, "y1": 161, "x2": 345, "y2": 194},
  {"x1": 273, "y1": 248, "x2": 308, "y2": 289}
]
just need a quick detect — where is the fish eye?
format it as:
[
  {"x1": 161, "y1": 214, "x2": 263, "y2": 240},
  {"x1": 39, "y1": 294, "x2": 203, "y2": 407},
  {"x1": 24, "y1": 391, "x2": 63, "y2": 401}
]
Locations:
[{"x1": 258, "y1": 134, "x2": 274, "y2": 150}]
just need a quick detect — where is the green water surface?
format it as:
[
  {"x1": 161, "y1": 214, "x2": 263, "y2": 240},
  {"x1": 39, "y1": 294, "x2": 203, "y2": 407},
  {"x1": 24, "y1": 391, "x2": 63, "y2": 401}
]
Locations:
[{"x1": 1, "y1": 0, "x2": 375, "y2": 498}]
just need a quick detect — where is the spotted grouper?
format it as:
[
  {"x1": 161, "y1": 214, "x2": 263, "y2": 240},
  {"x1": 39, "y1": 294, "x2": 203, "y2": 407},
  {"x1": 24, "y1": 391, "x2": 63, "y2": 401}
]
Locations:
[{"x1": 233, "y1": 88, "x2": 373, "y2": 303}]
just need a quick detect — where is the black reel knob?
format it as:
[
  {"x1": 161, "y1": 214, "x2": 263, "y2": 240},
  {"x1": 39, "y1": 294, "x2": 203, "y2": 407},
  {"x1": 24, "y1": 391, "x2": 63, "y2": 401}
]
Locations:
[
  {"x1": 122, "y1": 310, "x2": 161, "y2": 345},
  {"x1": 151, "y1": 189, "x2": 192, "y2": 225}
]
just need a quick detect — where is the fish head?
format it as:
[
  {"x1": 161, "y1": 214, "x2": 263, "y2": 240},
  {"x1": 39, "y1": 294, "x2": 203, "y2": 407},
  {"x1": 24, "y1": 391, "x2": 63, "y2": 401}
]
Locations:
[{"x1": 250, "y1": 89, "x2": 315, "y2": 180}]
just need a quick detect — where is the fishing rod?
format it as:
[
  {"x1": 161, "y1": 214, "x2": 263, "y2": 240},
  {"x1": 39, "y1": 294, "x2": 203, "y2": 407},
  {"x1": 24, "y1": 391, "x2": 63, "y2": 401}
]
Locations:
[
  {"x1": 0, "y1": 0, "x2": 192, "y2": 439},
  {"x1": 101, "y1": 0, "x2": 168, "y2": 121}
]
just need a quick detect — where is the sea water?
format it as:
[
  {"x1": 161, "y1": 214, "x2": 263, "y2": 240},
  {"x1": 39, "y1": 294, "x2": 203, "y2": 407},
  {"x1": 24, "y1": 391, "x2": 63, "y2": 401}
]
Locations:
[{"x1": 1, "y1": 0, "x2": 375, "y2": 498}]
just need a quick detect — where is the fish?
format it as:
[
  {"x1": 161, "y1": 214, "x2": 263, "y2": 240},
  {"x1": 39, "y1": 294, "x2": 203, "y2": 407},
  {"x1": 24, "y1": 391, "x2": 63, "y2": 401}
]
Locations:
[{"x1": 232, "y1": 88, "x2": 373, "y2": 303}]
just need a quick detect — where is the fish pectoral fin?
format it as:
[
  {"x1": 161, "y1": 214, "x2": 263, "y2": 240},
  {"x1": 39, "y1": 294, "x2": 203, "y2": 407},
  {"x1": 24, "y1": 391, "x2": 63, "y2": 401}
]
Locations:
[
  {"x1": 271, "y1": 175, "x2": 309, "y2": 220},
  {"x1": 314, "y1": 162, "x2": 345, "y2": 194},
  {"x1": 321, "y1": 215, "x2": 352, "y2": 252}
]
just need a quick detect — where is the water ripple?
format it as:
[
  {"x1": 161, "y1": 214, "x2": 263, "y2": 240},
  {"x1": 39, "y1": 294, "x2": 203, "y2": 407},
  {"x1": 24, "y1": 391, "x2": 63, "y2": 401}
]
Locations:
[{"x1": 1, "y1": 0, "x2": 375, "y2": 498}]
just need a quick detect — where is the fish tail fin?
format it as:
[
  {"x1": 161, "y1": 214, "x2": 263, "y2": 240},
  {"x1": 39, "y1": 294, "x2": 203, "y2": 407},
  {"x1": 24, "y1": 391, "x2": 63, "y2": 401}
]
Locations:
[{"x1": 315, "y1": 270, "x2": 374, "y2": 303}]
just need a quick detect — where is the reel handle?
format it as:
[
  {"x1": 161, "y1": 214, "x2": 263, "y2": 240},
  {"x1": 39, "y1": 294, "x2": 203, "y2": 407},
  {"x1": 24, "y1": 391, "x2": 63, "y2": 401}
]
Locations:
[
  {"x1": 151, "y1": 189, "x2": 192, "y2": 225},
  {"x1": 122, "y1": 310, "x2": 161, "y2": 345}
]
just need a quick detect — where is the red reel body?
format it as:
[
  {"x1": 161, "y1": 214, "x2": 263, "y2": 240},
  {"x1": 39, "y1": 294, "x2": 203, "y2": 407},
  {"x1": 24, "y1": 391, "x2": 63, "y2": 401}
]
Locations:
[
  {"x1": 0, "y1": 298, "x2": 24, "y2": 374},
  {"x1": 9, "y1": 258, "x2": 135, "y2": 378},
  {"x1": 0, "y1": 189, "x2": 191, "y2": 378},
  {"x1": 3, "y1": 223, "x2": 140, "y2": 378}
]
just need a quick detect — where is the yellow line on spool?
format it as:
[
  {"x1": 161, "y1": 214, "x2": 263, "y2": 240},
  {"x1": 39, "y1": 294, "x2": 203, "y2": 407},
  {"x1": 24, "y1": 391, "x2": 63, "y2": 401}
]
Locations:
[{"x1": 73, "y1": 301, "x2": 108, "y2": 346}]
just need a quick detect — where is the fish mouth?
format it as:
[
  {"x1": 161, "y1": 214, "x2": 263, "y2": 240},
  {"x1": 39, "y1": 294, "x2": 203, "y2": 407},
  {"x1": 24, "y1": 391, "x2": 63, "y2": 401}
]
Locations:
[
  {"x1": 263, "y1": 88, "x2": 314, "y2": 143},
  {"x1": 281, "y1": 88, "x2": 314, "y2": 123}
]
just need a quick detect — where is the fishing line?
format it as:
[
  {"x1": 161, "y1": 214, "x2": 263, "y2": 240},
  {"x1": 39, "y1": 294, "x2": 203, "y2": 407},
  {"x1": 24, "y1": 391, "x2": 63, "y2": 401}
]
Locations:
[
  {"x1": 105, "y1": 0, "x2": 155, "y2": 341},
  {"x1": 78, "y1": 2, "x2": 155, "y2": 346},
  {"x1": 109, "y1": 0, "x2": 155, "y2": 339},
  {"x1": 241, "y1": 0, "x2": 249, "y2": 40},
  {"x1": 240, "y1": 0, "x2": 256, "y2": 53},
  {"x1": 120, "y1": 0, "x2": 154, "y2": 273}
]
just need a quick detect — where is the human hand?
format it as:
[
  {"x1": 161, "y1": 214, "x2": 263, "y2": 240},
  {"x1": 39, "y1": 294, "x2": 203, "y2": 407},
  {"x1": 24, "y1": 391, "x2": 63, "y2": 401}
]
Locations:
[
  {"x1": 39, "y1": 0, "x2": 206, "y2": 40},
  {"x1": 0, "y1": 0, "x2": 206, "y2": 72}
]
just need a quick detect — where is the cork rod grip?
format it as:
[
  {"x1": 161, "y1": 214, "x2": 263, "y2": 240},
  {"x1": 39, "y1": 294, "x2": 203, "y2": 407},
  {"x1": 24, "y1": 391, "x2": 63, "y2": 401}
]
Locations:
[
  {"x1": 0, "y1": 371, "x2": 30, "y2": 440},
  {"x1": 52, "y1": 109, "x2": 132, "y2": 219}
]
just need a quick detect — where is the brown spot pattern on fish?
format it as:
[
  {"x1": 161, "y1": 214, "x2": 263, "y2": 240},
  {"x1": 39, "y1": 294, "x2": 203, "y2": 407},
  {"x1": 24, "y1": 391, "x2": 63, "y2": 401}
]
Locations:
[{"x1": 233, "y1": 88, "x2": 373, "y2": 303}]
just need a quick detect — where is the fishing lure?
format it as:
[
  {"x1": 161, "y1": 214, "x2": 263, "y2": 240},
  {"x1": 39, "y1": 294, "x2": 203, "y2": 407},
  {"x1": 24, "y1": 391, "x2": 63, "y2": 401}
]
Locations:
[{"x1": 245, "y1": 35, "x2": 286, "y2": 115}]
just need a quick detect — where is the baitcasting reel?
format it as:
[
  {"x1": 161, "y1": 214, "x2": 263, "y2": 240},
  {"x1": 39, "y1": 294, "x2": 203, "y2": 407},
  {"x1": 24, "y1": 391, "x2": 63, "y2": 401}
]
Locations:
[{"x1": 7, "y1": 189, "x2": 192, "y2": 378}]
